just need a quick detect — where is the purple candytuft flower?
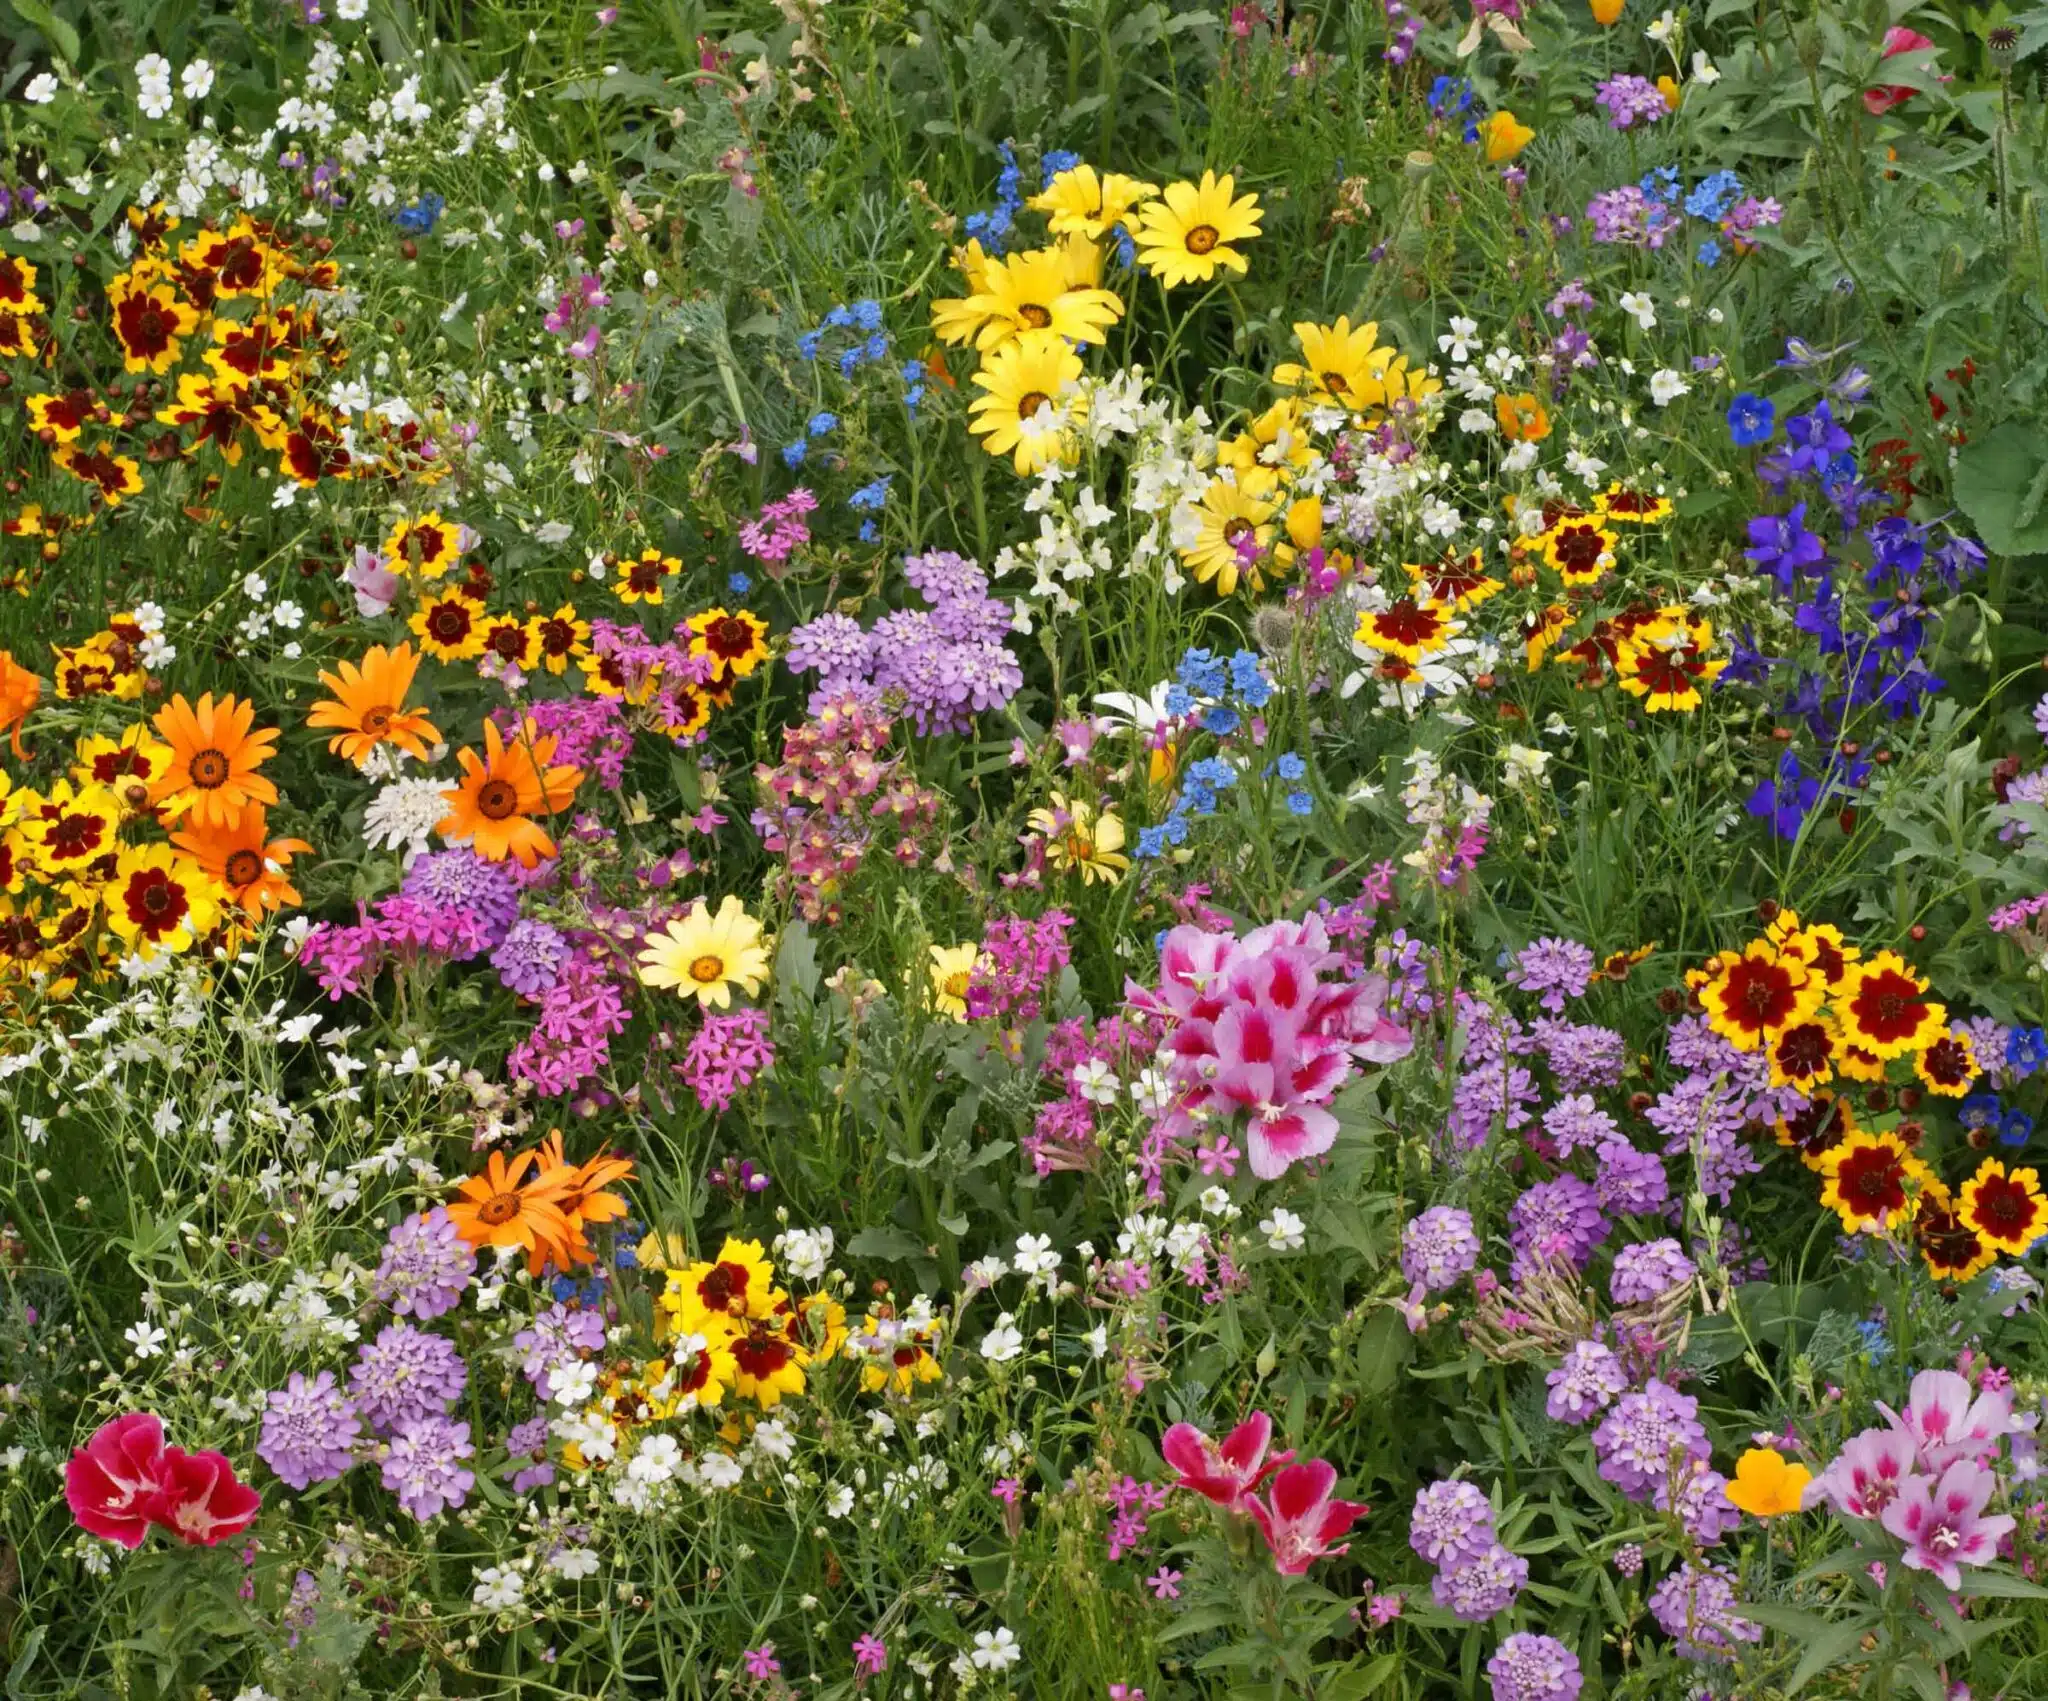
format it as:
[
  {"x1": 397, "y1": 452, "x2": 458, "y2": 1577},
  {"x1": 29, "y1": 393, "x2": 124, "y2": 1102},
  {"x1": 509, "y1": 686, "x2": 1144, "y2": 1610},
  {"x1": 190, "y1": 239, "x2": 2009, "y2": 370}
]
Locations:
[
  {"x1": 1508, "y1": 938, "x2": 1597, "y2": 1014},
  {"x1": 1593, "y1": 1378, "x2": 1709, "y2": 1499},
  {"x1": 257, "y1": 1370, "x2": 361, "y2": 1489},
  {"x1": 1432, "y1": 1543, "x2": 1528, "y2": 1620},
  {"x1": 1486, "y1": 1633, "x2": 1583, "y2": 1701},
  {"x1": 348, "y1": 1323, "x2": 468, "y2": 1436},
  {"x1": 372, "y1": 1207, "x2": 477, "y2": 1321},
  {"x1": 1647, "y1": 1562, "x2": 1760, "y2": 1660},
  {"x1": 494, "y1": 918, "x2": 571, "y2": 999},
  {"x1": 1507, "y1": 1176, "x2": 1609, "y2": 1281},
  {"x1": 1409, "y1": 1478, "x2": 1497, "y2": 1569},
  {"x1": 1610, "y1": 1238, "x2": 1694, "y2": 1306},
  {"x1": 380, "y1": 1414, "x2": 475, "y2": 1520},
  {"x1": 1545, "y1": 1340, "x2": 1627, "y2": 1424},
  {"x1": 1401, "y1": 1206, "x2": 1481, "y2": 1293}
]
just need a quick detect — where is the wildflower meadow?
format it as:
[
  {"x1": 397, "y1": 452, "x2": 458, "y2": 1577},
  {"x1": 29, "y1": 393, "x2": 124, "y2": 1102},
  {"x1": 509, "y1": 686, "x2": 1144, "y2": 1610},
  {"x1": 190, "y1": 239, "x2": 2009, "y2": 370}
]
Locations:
[{"x1": 6, "y1": 0, "x2": 2048, "y2": 1695}]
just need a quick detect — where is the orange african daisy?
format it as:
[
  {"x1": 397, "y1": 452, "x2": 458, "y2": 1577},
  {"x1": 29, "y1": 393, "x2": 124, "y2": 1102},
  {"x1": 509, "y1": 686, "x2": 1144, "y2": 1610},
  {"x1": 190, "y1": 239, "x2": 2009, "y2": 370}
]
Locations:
[
  {"x1": 436, "y1": 717, "x2": 585, "y2": 868},
  {"x1": 533, "y1": 1131, "x2": 637, "y2": 1267},
  {"x1": 0, "y1": 651, "x2": 41, "y2": 758},
  {"x1": 446, "y1": 1148, "x2": 580, "y2": 1270},
  {"x1": 306, "y1": 643, "x2": 442, "y2": 766},
  {"x1": 150, "y1": 691, "x2": 281, "y2": 830},
  {"x1": 171, "y1": 802, "x2": 312, "y2": 915}
]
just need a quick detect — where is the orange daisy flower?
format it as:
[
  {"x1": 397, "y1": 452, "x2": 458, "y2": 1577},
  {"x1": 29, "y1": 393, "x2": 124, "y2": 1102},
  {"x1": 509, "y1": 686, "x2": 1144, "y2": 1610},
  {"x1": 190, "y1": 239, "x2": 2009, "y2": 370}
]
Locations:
[
  {"x1": 171, "y1": 803, "x2": 312, "y2": 915},
  {"x1": 306, "y1": 643, "x2": 441, "y2": 766},
  {"x1": 437, "y1": 718, "x2": 585, "y2": 868},
  {"x1": 534, "y1": 1131, "x2": 637, "y2": 1265},
  {"x1": 0, "y1": 651, "x2": 39, "y2": 758},
  {"x1": 445, "y1": 1148, "x2": 579, "y2": 1270},
  {"x1": 150, "y1": 692, "x2": 281, "y2": 830}
]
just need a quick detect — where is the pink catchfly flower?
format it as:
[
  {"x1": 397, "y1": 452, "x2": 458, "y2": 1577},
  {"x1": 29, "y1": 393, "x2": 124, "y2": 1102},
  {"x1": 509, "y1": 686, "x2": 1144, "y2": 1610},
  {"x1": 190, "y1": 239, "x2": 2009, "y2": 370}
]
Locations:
[
  {"x1": 1879, "y1": 1459, "x2": 2017, "y2": 1589},
  {"x1": 1161, "y1": 1411, "x2": 1292, "y2": 1510},
  {"x1": 1244, "y1": 1458, "x2": 1370, "y2": 1575}
]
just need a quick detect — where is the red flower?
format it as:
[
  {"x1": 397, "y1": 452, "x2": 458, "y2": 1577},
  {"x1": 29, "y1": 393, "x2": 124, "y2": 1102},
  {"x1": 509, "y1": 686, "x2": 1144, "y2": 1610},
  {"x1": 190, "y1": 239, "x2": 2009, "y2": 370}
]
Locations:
[
  {"x1": 64, "y1": 1413, "x2": 172, "y2": 1549},
  {"x1": 1162, "y1": 1411, "x2": 1292, "y2": 1510},
  {"x1": 63, "y1": 1413, "x2": 260, "y2": 1550},
  {"x1": 1865, "y1": 27, "x2": 1944, "y2": 117},
  {"x1": 1243, "y1": 1457, "x2": 1369, "y2": 1575},
  {"x1": 155, "y1": 1446, "x2": 262, "y2": 1547}
]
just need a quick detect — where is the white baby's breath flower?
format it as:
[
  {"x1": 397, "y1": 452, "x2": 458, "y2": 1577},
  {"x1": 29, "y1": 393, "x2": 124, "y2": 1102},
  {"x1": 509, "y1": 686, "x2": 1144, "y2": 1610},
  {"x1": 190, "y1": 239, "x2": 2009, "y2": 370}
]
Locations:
[{"x1": 980, "y1": 1314, "x2": 1024, "y2": 1364}]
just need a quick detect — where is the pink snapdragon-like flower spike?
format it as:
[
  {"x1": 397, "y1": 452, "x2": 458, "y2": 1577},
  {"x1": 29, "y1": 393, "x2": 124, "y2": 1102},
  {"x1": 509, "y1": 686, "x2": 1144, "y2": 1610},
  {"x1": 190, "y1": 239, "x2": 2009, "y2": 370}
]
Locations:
[
  {"x1": 1879, "y1": 1459, "x2": 2015, "y2": 1590},
  {"x1": 1161, "y1": 1412, "x2": 1292, "y2": 1510},
  {"x1": 1244, "y1": 1458, "x2": 1370, "y2": 1575},
  {"x1": 1879, "y1": 1369, "x2": 2021, "y2": 1473},
  {"x1": 64, "y1": 1412, "x2": 171, "y2": 1549},
  {"x1": 1804, "y1": 1424, "x2": 1923, "y2": 1519},
  {"x1": 155, "y1": 1447, "x2": 263, "y2": 1548}
]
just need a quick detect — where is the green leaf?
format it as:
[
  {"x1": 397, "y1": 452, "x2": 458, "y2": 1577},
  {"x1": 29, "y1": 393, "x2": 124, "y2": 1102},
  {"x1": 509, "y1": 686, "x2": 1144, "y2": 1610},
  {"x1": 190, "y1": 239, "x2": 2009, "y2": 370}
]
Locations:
[
  {"x1": 846, "y1": 1225, "x2": 925, "y2": 1262},
  {"x1": 1950, "y1": 1565, "x2": 2048, "y2": 1600},
  {"x1": 5, "y1": 0, "x2": 79, "y2": 63},
  {"x1": 1785, "y1": 1616, "x2": 1881, "y2": 1693},
  {"x1": 1316, "y1": 1653, "x2": 1399, "y2": 1699},
  {"x1": 1953, "y1": 423, "x2": 2048, "y2": 555}
]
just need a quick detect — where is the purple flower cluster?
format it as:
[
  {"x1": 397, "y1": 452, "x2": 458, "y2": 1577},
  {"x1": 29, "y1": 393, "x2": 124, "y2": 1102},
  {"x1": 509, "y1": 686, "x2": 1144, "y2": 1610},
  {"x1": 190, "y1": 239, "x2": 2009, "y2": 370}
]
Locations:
[
  {"x1": 1644, "y1": 1017, "x2": 1788, "y2": 1202},
  {"x1": 257, "y1": 1370, "x2": 361, "y2": 1489},
  {"x1": 1544, "y1": 1339, "x2": 1627, "y2": 1424},
  {"x1": 784, "y1": 550, "x2": 1022, "y2": 734},
  {"x1": 494, "y1": 918, "x2": 571, "y2": 998},
  {"x1": 1410, "y1": 1481, "x2": 1526, "y2": 1621},
  {"x1": 1540, "y1": 1093, "x2": 1615, "y2": 1157},
  {"x1": 1401, "y1": 1206, "x2": 1480, "y2": 1293},
  {"x1": 373, "y1": 1208, "x2": 476, "y2": 1321},
  {"x1": 1647, "y1": 1562, "x2": 1760, "y2": 1661},
  {"x1": 1656, "y1": 1457, "x2": 1741, "y2": 1546},
  {"x1": 1506, "y1": 1175, "x2": 1609, "y2": 1282},
  {"x1": 586, "y1": 617, "x2": 722, "y2": 747},
  {"x1": 380, "y1": 1414, "x2": 477, "y2": 1521},
  {"x1": 1443, "y1": 996, "x2": 1539, "y2": 1150},
  {"x1": 349, "y1": 1323, "x2": 468, "y2": 1436},
  {"x1": 1591, "y1": 1378, "x2": 1709, "y2": 1498},
  {"x1": 1584, "y1": 185, "x2": 1680, "y2": 249},
  {"x1": 1486, "y1": 1633, "x2": 1583, "y2": 1701},
  {"x1": 514, "y1": 1302, "x2": 608, "y2": 1397},
  {"x1": 1610, "y1": 1239, "x2": 1694, "y2": 1307},
  {"x1": 401, "y1": 849, "x2": 519, "y2": 945},
  {"x1": 1507, "y1": 937, "x2": 1595, "y2": 1014},
  {"x1": 1595, "y1": 74, "x2": 1669, "y2": 130}
]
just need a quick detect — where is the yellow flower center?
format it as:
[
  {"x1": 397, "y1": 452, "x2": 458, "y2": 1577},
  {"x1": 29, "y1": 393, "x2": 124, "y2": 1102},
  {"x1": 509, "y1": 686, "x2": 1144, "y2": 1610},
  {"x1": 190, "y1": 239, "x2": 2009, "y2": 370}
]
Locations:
[
  {"x1": 1018, "y1": 303, "x2": 1052, "y2": 329},
  {"x1": 690, "y1": 953, "x2": 727, "y2": 984},
  {"x1": 942, "y1": 971, "x2": 971, "y2": 1000},
  {"x1": 1185, "y1": 224, "x2": 1220, "y2": 255},
  {"x1": 1017, "y1": 390, "x2": 1050, "y2": 420}
]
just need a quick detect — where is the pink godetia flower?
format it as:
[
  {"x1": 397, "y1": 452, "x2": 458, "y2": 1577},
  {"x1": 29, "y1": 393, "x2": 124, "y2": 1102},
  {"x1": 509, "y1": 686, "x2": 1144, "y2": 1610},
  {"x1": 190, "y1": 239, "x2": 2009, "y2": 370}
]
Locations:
[
  {"x1": 1161, "y1": 1411, "x2": 1292, "y2": 1510},
  {"x1": 1879, "y1": 1459, "x2": 2016, "y2": 1590},
  {"x1": 1880, "y1": 1368, "x2": 2022, "y2": 1473},
  {"x1": 155, "y1": 1446, "x2": 262, "y2": 1547},
  {"x1": 1805, "y1": 1424, "x2": 1922, "y2": 1519},
  {"x1": 64, "y1": 1413, "x2": 261, "y2": 1549},
  {"x1": 1133, "y1": 915, "x2": 1414, "y2": 1182},
  {"x1": 1865, "y1": 27, "x2": 1946, "y2": 117},
  {"x1": 1244, "y1": 1458, "x2": 1370, "y2": 1575},
  {"x1": 64, "y1": 1412, "x2": 171, "y2": 1548},
  {"x1": 344, "y1": 546, "x2": 399, "y2": 618}
]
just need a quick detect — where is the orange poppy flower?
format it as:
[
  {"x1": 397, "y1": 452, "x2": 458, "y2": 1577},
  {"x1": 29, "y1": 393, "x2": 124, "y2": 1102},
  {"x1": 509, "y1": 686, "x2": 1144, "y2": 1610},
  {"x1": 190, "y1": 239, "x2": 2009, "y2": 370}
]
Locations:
[
  {"x1": 306, "y1": 643, "x2": 441, "y2": 766},
  {"x1": 171, "y1": 803, "x2": 312, "y2": 914},
  {"x1": 0, "y1": 651, "x2": 39, "y2": 758},
  {"x1": 150, "y1": 692, "x2": 281, "y2": 830},
  {"x1": 436, "y1": 717, "x2": 585, "y2": 868},
  {"x1": 445, "y1": 1147, "x2": 579, "y2": 1270}
]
